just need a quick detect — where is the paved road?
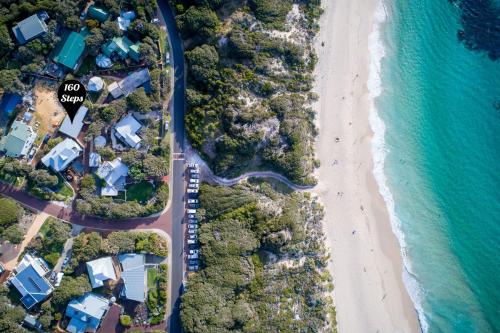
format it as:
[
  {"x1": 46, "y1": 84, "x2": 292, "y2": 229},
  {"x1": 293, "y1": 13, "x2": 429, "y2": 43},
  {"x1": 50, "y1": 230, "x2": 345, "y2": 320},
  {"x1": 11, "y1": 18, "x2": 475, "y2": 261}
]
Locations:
[{"x1": 157, "y1": 1, "x2": 186, "y2": 332}]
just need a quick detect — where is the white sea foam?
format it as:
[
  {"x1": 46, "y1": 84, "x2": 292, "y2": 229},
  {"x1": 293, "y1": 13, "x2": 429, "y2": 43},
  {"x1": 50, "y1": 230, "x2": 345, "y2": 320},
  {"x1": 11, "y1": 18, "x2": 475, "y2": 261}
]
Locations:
[{"x1": 367, "y1": 1, "x2": 429, "y2": 331}]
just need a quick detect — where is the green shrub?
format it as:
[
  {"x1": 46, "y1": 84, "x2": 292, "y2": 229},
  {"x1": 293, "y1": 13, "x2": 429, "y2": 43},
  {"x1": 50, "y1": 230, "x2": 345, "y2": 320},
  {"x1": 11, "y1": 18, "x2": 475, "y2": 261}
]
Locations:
[{"x1": 120, "y1": 315, "x2": 132, "y2": 327}]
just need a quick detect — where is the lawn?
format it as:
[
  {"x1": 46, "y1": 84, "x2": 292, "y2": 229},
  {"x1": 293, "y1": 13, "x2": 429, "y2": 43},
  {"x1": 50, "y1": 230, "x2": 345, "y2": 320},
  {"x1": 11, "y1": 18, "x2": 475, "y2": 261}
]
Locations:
[
  {"x1": 126, "y1": 181, "x2": 154, "y2": 203},
  {"x1": 147, "y1": 268, "x2": 158, "y2": 289}
]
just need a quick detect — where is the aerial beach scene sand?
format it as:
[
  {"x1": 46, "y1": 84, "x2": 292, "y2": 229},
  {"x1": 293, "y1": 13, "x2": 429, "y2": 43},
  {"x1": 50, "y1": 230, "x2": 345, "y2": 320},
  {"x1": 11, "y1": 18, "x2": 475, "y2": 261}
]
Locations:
[{"x1": 312, "y1": 0, "x2": 420, "y2": 331}]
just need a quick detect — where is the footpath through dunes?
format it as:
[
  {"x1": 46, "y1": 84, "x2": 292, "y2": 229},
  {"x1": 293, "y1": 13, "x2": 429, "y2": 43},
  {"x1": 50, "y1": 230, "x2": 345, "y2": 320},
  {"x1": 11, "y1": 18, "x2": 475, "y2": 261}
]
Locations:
[
  {"x1": 0, "y1": 183, "x2": 172, "y2": 233},
  {"x1": 186, "y1": 149, "x2": 315, "y2": 191}
]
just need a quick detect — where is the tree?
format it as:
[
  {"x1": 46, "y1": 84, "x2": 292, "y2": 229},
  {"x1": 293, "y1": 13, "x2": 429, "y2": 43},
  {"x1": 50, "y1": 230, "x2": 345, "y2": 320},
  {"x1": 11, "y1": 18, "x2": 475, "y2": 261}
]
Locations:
[
  {"x1": 51, "y1": 275, "x2": 91, "y2": 309},
  {"x1": 0, "y1": 198, "x2": 22, "y2": 227},
  {"x1": 46, "y1": 137, "x2": 63, "y2": 150},
  {"x1": 85, "y1": 120, "x2": 105, "y2": 141},
  {"x1": 0, "y1": 69, "x2": 25, "y2": 93},
  {"x1": 72, "y1": 232, "x2": 103, "y2": 262},
  {"x1": 186, "y1": 44, "x2": 219, "y2": 85},
  {"x1": 101, "y1": 20, "x2": 122, "y2": 39},
  {"x1": 0, "y1": 24, "x2": 14, "y2": 55},
  {"x1": 29, "y1": 169, "x2": 58, "y2": 188},
  {"x1": 85, "y1": 28, "x2": 104, "y2": 56},
  {"x1": 127, "y1": 87, "x2": 152, "y2": 113},
  {"x1": 0, "y1": 295, "x2": 26, "y2": 333},
  {"x1": 101, "y1": 231, "x2": 136, "y2": 254},
  {"x1": 97, "y1": 147, "x2": 116, "y2": 161},
  {"x1": 143, "y1": 155, "x2": 168, "y2": 178},
  {"x1": 177, "y1": 6, "x2": 220, "y2": 40},
  {"x1": 65, "y1": 15, "x2": 82, "y2": 30},
  {"x1": 140, "y1": 37, "x2": 159, "y2": 66},
  {"x1": 2, "y1": 224, "x2": 24, "y2": 244},
  {"x1": 99, "y1": 105, "x2": 117, "y2": 122}
]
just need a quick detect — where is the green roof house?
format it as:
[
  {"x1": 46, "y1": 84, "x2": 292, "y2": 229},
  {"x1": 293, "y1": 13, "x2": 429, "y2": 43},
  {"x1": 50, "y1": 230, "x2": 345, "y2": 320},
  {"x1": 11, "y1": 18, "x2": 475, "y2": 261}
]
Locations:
[
  {"x1": 87, "y1": 6, "x2": 109, "y2": 22},
  {"x1": 129, "y1": 43, "x2": 141, "y2": 61},
  {"x1": 53, "y1": 31, "x2": 86, "y2": 70},
  {"x1": 102, "y1": 37, "x2": 133, "y2": 59},
  {"x1": 12, "y1": 13, "x2": 48, "y2": 44},
  {"x1": 0, "y1": 120, "x2": 36, "y2": 157}
]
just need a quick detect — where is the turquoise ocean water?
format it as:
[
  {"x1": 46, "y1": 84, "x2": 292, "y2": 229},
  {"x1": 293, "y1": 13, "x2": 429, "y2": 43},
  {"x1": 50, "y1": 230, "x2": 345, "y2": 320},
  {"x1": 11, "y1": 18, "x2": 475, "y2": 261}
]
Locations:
[{"x1": 371, "y1": 0, "x2": 500, "y2": 332}]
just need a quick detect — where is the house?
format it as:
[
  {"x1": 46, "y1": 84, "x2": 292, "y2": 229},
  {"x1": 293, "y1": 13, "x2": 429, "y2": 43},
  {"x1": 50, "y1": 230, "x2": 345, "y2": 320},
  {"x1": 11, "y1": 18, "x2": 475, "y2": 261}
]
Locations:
[
  {"x1": 0, "y1": 120, "x2": 36, "y2": 157},
  {"x1": 9, "y1": 254, "x2": 53, "y2": 309},
  {"x1": 58, "y1": 105, "x2": 88, "y2": 139},
  {"x1": 107, "y1": 68, "x2": 150, "y2": 99},
  {"x1": 53, "y1": 31, "x2": 86, "y2": 71},
  {"x1": 86, "y1": 257, "x2": 117, "y2": 289},
  {"x1": 114, "y1": 114, "x2": 142, "y2": 148},
  {"x1": 89, "y1": 152, "x2": 101, "y2": 168},
  {"x1": 41, "y1": 138, "x2": 82, "y2": 172},
  {"x1": 12, "y1": 13, "x2": 48, "y2": 44},
  {"x1": 87, "y1": 6, "x2": 109, "y2": 22},
  {"x1": 117, "y1": 11, "x2": 136, "y2": 31},
  {"x1": 129, "y1": 43, "x2": 141, "y2": 62},
  {"x1": 65, "y1": 293, "x2": 109, "y2": 333},
  {"x1": 23, "y1": 314, "x2": 42, "y2": 331},
  {"x1": 95, "y1": 158, "x2": 128, "y2": 196},
  {"x1": 88, "y1": 76, "x2": 105, "y2": 92},
  {"x1": 102, "y1": 36, "x2": 132, "y2": 59},
  {"x1": 118, "y1": 254, "x2": 146, "y2": 302}
]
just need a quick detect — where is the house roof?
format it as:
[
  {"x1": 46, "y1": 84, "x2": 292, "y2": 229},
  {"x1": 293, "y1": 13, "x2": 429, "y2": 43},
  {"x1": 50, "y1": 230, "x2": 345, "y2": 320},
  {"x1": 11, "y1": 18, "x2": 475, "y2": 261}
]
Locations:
[
  {"x1": 86, "y1": 257, "x2": 117, "y2": 289},
  {"x1": 53, "y1": 31, "x2": 85, "y2": 70},
  {"x1": 41, "y1": 138, "x2": 82, "y2": 172},
  {"x1": 95, "y1": 158, "x2": 128, "y2": 196},
  {"x1": 88, "y1": 76, "x2": 104, "y2": 92},
  {"x1": 0, "y1": 120, "x2": 36, "y2": 157},
  {"x1": 114, "y1": 114, "x2": 142, "y2": 148},
  {"x1": 89, "y1": 152, "x2": 101, "y2": 168},
  {"x1": 118, "y1": 254, "x2": 146, "y2": 302},
  {"x1": 102, "y1": 36, "x2": 133, "y2": 58},
  {"x1": 129, "y1": 43, "x2": 140, "y2": 61},
  {"x1": 107, "y1": 68, "x2": 150, "y2": 98},
  {"x1": 88, "y1": 6, "x2": 109, "y2": 22},
  {"x1": 12, "y1": 14, "x2": 48, "y2": 44},
  {"x1": 58, "y1": 105, "x2": 88, "y2": 139},
  {"x1": 66, "y1": 293, "x2": 109, "y2": 332},
  {"x1": 10, "y1": 254, "x2": 53, "y2": 309}
]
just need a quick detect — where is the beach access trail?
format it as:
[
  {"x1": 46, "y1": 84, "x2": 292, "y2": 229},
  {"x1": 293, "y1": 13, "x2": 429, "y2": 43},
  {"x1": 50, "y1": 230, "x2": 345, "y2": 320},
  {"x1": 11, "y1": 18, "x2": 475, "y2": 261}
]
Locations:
[{"x1": 312, "y1": 0, "x2": 421, "y2": 332}]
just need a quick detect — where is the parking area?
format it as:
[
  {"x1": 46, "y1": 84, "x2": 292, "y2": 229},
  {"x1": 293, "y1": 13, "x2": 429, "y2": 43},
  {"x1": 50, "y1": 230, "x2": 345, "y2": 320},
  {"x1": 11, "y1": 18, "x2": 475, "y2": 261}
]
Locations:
[{"x1": 185, "y1": 163, "x2": 200, "y2": 272}]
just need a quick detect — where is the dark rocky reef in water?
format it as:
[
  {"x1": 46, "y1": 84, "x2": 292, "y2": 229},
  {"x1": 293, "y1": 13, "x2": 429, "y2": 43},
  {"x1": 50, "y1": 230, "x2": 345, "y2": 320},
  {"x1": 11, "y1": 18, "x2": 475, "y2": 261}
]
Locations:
[{"x1": 450, "y1": 0, "x2": 500, "y2": 60}]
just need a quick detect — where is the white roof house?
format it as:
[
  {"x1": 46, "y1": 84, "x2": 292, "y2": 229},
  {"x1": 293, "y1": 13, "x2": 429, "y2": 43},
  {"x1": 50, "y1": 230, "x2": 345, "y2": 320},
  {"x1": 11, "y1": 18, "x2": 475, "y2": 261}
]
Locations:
[
  {"x1": 65, "y1": 293, "x2": 109, "y2": 333},
  {"x1": 114, "y1": 114, "x2": 142, "y2": 148},
  {"x1": 89, "y1": 152, "x2": 101, "y2": 168},
  {"x1": 58, "y1": 105, "x2": 88, "y2": 139},
  {"x1": 86, "y1": 257, "x2": 117, "y2": 289},
  {"x1": 107, "y1": 68, "x2": 150, "y2": 99},
  {"x1": 95, "y1": 158, "x2": 128, "y2": 196},
  {"x1": 118, "y1": 254, "x2": 146, "y2": 302},
  {"x1": 88, "y1": 76, "x2": 105, "y2": 92},
  {"x1": 41, "y1": 138, "x2": 82, "y2": 172}
]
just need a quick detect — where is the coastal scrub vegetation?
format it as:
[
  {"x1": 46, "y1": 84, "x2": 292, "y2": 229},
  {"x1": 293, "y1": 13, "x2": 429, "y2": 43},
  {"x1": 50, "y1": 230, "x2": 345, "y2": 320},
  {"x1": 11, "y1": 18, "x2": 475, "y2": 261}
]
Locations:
[
  {"x1": 169, "y1": 0, "x2": 322, "y2": 185},
  {"x1": 0, "y1": 197, "x2": 26, "y2": 245},
  {"x1": 180, "y1": 182, "x2": 336, "y2": 332}
]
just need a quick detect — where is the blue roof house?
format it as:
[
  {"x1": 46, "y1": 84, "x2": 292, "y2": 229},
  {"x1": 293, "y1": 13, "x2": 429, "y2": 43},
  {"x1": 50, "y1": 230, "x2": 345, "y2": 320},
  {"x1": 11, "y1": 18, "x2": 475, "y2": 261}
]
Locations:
[
  {"x1": 9, "y1": 254, "x2": 53, "y2": 309},
  {"x1": 65, "y1": 293, "x2": 109, "y2": 333}
]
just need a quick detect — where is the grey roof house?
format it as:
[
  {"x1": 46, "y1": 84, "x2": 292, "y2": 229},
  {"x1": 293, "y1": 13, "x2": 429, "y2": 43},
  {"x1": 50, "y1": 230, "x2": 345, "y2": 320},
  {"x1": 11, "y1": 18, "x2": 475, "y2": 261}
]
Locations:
[
  {"x1": 12, "y1": 13, "x2": 48, "y2": 44},
  {"x1": 118, "y1": 253, "x2": 146, "y2": 302},
  {"x1": 65, "y1": 293, "x2": 109, "y2": 333},
  {"x1": 0, "y1": 120, "x2": 36, "y2": 157}
]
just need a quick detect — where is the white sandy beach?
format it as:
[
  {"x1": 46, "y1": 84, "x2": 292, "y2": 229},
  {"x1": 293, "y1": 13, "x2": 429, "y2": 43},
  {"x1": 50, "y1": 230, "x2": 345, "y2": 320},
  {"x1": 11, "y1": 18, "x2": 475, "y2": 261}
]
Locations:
[{"x1": 313, "y1": 0, "x2": 420, "y2": 332}]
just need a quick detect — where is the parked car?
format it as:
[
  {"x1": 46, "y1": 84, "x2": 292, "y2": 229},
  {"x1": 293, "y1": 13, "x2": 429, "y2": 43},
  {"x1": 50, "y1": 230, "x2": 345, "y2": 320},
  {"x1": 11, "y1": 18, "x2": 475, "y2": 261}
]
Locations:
[
  {"x1": 188, "y1": 259, "x2": 199, "y2": 266},
  {"x1": 188, "y1": 218, "x2": 197, "y2": 224},
  {"x1": 187, "y1": 209, "x2": 197, "y2": 214},
  {"x1": 190, "y1": 169, "x2": 200, "y2": 174},
  {"x1": 188, "y1": 183, "x2": 199, "y2": 189},
  {"x1": 189, "y1": 179, "x2": 199, "y2": 184},
  {"x1": 187, "y1": 203, "x2": 199, "y2": 209},
  {"x1": 54, "y1": 272, "x2": 64, "y2": 287},
  {"x1": 188, "y1": 234, "x2": 198, "y2": 240},
  {"x1": 190, "y1": 173, "x2": 200, "y2": 179},
  {"x1": 62, "y1": 256, "x2": 70, "y2": 267},
  {"x1": 187, "y1": 163, "x2": 199, "y2": 169},
  {"x1": 189, "y1": 249, "x2": 199, "y2": 255},
  {"x1": 187, "y1": 214, "x2": 196, "y2": 219},
  {"x1": 187, "y1": 253, "x2": 199, "y2": 259},
  {"x1": 187, "y1": 188, "x2": 199, "y2": 194},
  {"x1": 188, "y1": 224, "x2": 198, "y2": 229},
  {"x1": 188, "y1": 243, "x2": 199, "y2": 250},
  {"x1": 187, "y1": 239, "x2": 197, "y2": 245},
  {"x1": 187, "y1": 199, "x2": 199, "y2": 204},
  {"x1": 188, "y1": 265, "x2": 199, "y2": 271},
  {"x1": 187, "y1": 229, "x2": 196, "y2": 235}
]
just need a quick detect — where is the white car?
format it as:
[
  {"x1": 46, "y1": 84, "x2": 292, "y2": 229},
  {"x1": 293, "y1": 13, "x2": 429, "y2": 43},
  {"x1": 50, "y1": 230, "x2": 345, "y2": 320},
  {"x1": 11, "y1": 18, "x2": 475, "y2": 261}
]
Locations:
[
  {"x1": 187, "y1": 214, "x2": 196, "y2": 219},
  {"x1": 189, "y1": 179, "x2": 199, "y2": 184},
  {"x1": 187, "y1": 199, "x2": 199, "y2": 204},
  {"x1": 187, "y1": 163, "x2": 199, "y2": 168},
  {"x1": 187, "y1": 209, "x2": 197, "y2": 214},
  {"x1": 190, "y1": 168, "x2": 200, "y2": 174},
  {"x1": 187, "y1": 239, "x2": 197, "y2": 245},
  {"x1": 187, "y1": 253, "x2": 199, "y2": 260},
  {"x1": 188, "y1": 234, "x2": 198, "y2": 240},
  {"x1": 189, "y1": 249, "x2": 199, "y2": 255},
  {"x1": 187, "y1": 229, "x2": 197, "y2": 234},
  {"x1": 187, "y1": 188, "x2": 198, "y2": 194},
  {"x1": 188, "y1": 224, "x2": 198, "y2": 229},
  {"x1": 188, "y1": 183, "x2": 199, "y2": 189}
]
